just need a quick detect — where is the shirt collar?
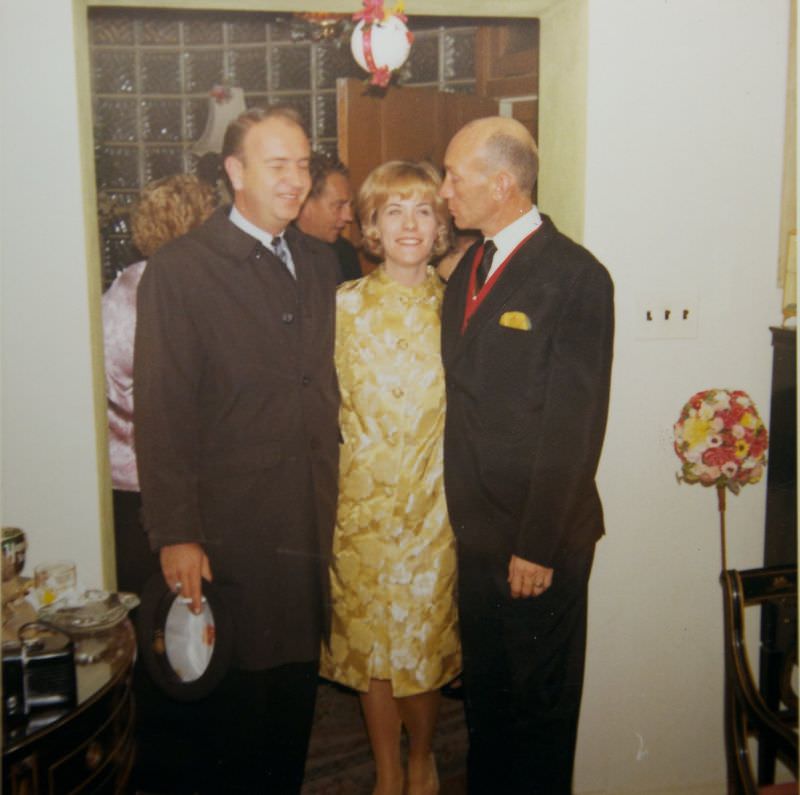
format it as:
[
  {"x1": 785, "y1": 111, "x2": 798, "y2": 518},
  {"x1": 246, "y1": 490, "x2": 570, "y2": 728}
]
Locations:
[
  {"x1": 489, "y1": 206, "x2": 543, "y2": 270},
  {"x1": 229, "y1": 205, "x2": 284, "y2": 249}
]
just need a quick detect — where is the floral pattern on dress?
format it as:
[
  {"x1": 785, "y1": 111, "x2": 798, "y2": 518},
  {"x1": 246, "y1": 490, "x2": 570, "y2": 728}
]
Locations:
[{"x1": 320, "y1": 266, "x2": 461, "y2": 696}]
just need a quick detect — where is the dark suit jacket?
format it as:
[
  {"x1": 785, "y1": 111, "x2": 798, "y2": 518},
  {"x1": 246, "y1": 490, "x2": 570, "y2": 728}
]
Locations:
[
  {"x1": 441, "y1": 215, "x2": 614, "y2": 568},
  {"x1": 331, "y1": 236, "x2": 363, "y2": 283},
  {"x1": 134, "y1": 207, "x2": 340, "y2": 670}
]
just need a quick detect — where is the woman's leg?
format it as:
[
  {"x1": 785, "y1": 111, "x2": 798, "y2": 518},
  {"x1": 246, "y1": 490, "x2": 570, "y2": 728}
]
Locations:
[
  {"x1": 397, "y1": 689, "x2": 441, "y2": 795},
  {"x1": 360, "y1": 679, "x2": 404, "y2": 795}
]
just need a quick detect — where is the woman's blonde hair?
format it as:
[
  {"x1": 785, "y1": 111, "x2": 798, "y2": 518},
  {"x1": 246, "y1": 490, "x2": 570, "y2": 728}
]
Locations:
[
  {"x1": 131, "y1": 174, "x2": 217, "y2": 258},
  {"x1": 357, "y1": 161, "x2": 451, "y2": 259}
]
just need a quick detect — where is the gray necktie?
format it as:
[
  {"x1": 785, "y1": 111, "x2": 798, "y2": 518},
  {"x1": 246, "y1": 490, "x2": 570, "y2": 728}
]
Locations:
[{"x1": 270, "y1": 235, "x2": 295, "y2": 278}]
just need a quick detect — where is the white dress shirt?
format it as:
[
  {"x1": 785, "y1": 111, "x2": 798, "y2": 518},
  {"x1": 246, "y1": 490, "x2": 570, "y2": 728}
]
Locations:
[
  {"x1": 484, "y1": 206, "x2": 542, "y2": 281},
  {"x1": 229, "y1": 205, "x2": 296, "y2": 277}
]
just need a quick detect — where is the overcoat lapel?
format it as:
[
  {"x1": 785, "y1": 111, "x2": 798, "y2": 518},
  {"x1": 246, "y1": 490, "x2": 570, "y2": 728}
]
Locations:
[
  {"x1": 198, "y1": 208, "x2": 301, "y2": 341},
  {"x1": 286, "y1": 225, "x2": 314, "y2": 316}
]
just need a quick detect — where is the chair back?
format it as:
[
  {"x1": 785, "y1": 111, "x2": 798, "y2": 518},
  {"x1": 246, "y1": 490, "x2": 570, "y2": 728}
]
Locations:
[{"x1": 721, "y1": 565, "x2": 798, "y2": 795}]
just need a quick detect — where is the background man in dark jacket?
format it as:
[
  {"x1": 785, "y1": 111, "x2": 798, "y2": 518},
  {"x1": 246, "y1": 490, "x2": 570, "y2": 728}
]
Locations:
[
  {"x1": 134, "y1": 106, "x2": 340, "y2": 793},
  {"x1": 439, "y1": 116, "x2": 614, "y2": 794},
  {"x1": 296, "y1": 151, "x2": 362, "y2": 283}
]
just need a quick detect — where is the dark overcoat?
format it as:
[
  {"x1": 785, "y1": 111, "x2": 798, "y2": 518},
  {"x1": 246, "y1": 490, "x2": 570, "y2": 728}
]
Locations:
[
  {"x1": 134, "y1": 208, "x2": 340, "y2": 670},
  {"x1": 441, "y1": 215, "x2": 614, "y2": 566}
]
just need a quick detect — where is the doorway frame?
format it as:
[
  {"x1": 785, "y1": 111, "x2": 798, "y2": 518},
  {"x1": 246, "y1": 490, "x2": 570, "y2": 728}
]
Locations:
[{"x1": 73, "y1": 0, "x2": 588, "y2": 585}]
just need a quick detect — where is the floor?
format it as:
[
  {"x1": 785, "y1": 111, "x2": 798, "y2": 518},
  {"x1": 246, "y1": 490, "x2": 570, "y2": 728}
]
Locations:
[
  {"x1": 132, "y1": 677, "x2": 468, "y2": 794},
  {"x1": 302, "y1": 680, "x2": 468, "y2": 794}
]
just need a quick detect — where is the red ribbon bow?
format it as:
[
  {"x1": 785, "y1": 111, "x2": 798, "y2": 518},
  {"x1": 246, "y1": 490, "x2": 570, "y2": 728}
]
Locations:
[
  {"x1": 353, "y1": 0, "x2": 408, "y2": 26},
  {"x1": 353, "y1": 0, "x2": 385, "y2": 25}
]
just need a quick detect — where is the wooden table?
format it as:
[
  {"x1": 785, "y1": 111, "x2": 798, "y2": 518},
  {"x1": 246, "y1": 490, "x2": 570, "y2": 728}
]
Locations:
[{"x1": 3, "y1": 620, "x2": 136, "y2": 794}]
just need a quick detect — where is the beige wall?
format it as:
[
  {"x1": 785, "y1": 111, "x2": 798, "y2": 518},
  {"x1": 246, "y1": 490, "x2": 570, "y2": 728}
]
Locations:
[
  {"x1": 0, "y1": 1, "x2": 790, "y2": 792},
  {"x1": 578, "y1": 2, "x2": 788, "y2": 791},
  {"x1": 1, "y1": 1, "x2": 109, "y2": 583}
]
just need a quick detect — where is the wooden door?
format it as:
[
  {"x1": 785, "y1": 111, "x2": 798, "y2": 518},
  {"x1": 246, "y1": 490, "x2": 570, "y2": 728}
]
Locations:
[
  {"x1": 337, "y1": 78, "x2": 498, "y2": 270},
  {"x1": 337, "y1": 77, "x2": 498, "y2": 195}
]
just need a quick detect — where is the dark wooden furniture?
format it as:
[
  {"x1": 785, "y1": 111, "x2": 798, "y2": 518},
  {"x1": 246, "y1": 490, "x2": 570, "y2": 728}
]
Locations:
[
  {"x1": 762, "y1": 328, "x2": 798, "y2": 785},
  {"x1": 475, "y1": 19, "x2": 539, "y2": 97},
  {"x1": 3, "y1": 620, "x2": 136, "y2": 794},
  {"x1": 764, "y1": 327, "x2": 796, "y2": 569},
  {"x1": 721, "y1": 566, "x2": 798, "y2": 795}
]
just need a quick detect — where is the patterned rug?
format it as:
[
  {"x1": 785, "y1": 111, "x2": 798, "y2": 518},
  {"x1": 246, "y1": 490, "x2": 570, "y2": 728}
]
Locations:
[{"x1": 302, "y1": 681, "x2": 468, "y2": 794}]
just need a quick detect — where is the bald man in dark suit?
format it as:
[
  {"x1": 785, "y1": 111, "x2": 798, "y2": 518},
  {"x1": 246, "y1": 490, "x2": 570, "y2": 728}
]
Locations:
[{"x1": 439, "y1": 117, "x2": 614, "y2": 794}]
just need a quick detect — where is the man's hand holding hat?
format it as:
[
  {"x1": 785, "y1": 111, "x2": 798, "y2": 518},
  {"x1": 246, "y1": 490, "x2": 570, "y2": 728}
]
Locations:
[{"x1": 160, "y1": 542, "x2": 212, "y2": 614}]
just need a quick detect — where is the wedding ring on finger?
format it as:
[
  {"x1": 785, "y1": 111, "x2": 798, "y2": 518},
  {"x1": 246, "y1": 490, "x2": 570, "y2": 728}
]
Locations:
[{"x1": 173, "y1": 581, "x2": 182, "y2": 592}]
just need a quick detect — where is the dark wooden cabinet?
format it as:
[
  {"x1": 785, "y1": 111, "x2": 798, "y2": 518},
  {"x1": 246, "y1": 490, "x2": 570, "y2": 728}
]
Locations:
[
  {"x1": 758, "y1": 327, "x2": 797, "y2": 786},
  {"x1": 764, "y1": 327, "x2": 796, "y2": 567},
  {"x1": 475, "y1": 21, "x2": 539, "y2": 99},
  {"x1": 3, "y1": 621, "x2": 136, "y2": 795}
]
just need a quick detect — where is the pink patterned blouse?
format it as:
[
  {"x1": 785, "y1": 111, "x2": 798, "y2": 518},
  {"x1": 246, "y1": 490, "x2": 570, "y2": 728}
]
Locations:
[{"x1": 102, "y1": 260, "x2": 147, "y2": 491}]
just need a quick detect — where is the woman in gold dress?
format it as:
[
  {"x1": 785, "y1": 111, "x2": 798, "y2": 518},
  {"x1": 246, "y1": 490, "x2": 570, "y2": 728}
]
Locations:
[{"x1": 320, "y1": 161, "x2": 461, "y2": 795}]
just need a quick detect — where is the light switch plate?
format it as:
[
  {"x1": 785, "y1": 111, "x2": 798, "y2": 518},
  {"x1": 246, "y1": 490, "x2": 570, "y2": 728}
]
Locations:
[{"x1": 635, "y1": 291, "x2": 698, "y2": 339}]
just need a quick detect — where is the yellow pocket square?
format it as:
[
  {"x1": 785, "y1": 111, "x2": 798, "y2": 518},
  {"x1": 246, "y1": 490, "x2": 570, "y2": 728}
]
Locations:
[{"x1": 499, "y1": 311, "x2": 532, "y2": 331}]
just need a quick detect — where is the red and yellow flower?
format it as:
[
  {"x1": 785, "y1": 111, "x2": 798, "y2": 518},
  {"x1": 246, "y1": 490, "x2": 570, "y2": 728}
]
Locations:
[{"x1": 674, "y1": 388, "x2": 768, "y2": 493}]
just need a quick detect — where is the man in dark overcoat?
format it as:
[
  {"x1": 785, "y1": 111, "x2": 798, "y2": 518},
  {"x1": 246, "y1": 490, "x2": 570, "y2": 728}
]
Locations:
[
  {"x1": 439, "y1": 116, "x2": 614, "y2": 794},
  {"x1": 134, "y1": 106, "x2": 340, "y2": 793}
]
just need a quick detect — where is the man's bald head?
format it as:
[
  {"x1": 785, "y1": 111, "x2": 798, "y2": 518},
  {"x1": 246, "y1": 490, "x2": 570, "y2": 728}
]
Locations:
[
  {"x1": 441, "y1": 116, "x2": 539, "y2": 236},
  {"x1": 456, "y1": 117, "x2": 539, "y2": 196}
]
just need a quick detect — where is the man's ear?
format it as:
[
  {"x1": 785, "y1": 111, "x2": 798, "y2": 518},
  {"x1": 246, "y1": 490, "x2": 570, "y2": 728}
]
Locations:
[
  {"x1": 492, "y1": 170, "x2": 514, "y2": 201},
  {"x1": 224, "y1": 155, "x2": 244, "y2": 192}
]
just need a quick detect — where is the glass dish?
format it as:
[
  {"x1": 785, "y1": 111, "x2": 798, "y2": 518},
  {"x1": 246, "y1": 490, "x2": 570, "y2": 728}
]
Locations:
[{"x1": 38, "y1": 590, "x2": 140, "y2": 635}]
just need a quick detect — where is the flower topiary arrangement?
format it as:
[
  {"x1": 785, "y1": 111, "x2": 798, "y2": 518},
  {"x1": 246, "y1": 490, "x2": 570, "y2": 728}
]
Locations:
[{"x1": 674, "y1": 388, "x2": 768, "y2": 570}]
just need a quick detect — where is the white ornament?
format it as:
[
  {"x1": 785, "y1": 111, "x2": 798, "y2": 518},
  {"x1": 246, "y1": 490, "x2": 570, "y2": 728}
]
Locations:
[{"x1": 350, "y1": 15, "x2": 412, "y2": 86}]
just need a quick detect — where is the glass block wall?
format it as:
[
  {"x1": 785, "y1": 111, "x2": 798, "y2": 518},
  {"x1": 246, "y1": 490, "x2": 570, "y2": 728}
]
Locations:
[{"x1": 89, "y1": 9, "x2": 478, "y2": 287}]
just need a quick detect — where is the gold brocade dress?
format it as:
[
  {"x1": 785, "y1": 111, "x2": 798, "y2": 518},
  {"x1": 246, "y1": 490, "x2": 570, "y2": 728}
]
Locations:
[{"x1": 320, "y1": 265, "x2": 461, "y2": 697}]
